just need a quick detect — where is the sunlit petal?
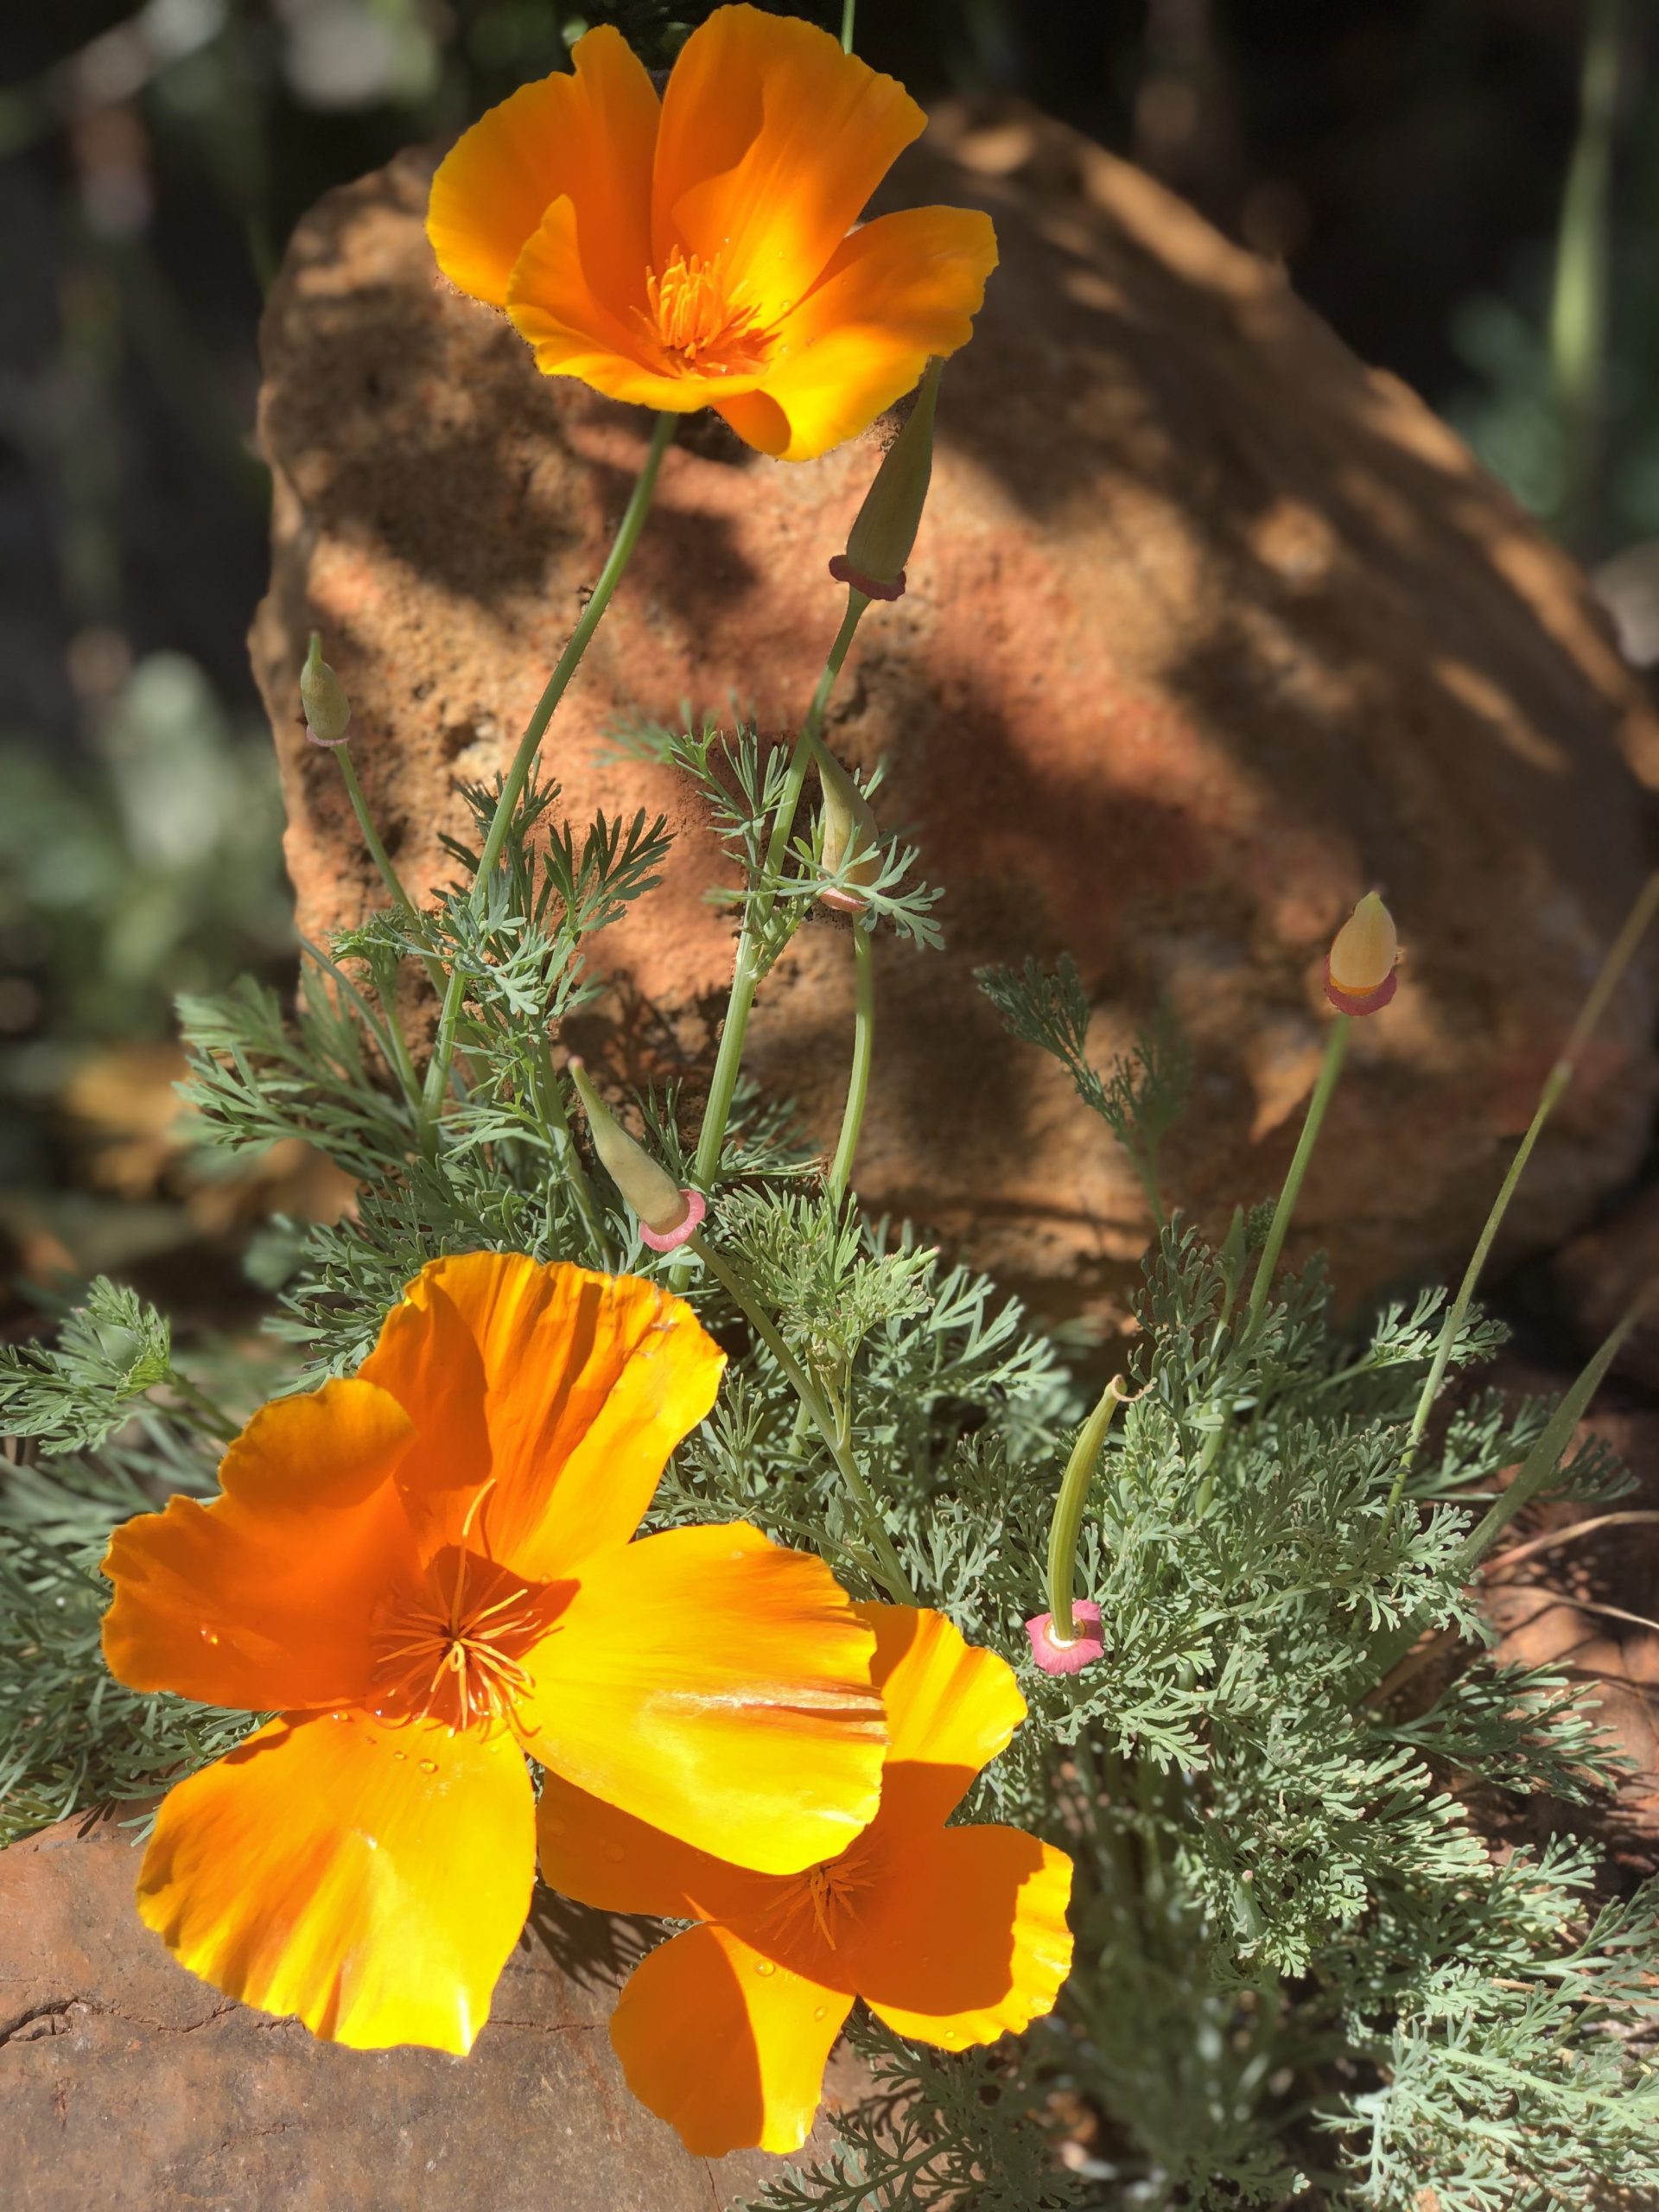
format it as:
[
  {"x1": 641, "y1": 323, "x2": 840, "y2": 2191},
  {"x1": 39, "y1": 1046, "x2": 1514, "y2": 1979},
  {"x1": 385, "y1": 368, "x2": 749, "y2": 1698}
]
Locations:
[
  {"x1": 851, "y1": 1823, "x2": 1074, "y2": 2048},
  {"x1": 535, "y1": 1765, "x2": 777, "y2": 1923},
  {"x1": 137, "y1": 1712, "x2": 536, "y2": 2054},
  {"x1": 101, "y1": 1379, "x2": 416, "y2": 1712},
  {"x1": 652, "y1": 5, "x2": 923, "y2": 322},
  {"x1": 855, "y1": 1603, "x2": 1028, "y2": 1837},
  {"x1": 612, "y1": 1921, "x2": 851, "y2": 2156},
  {"x1": 751, "y1": 206, "x2": 999, "y2": 462},
  {"x1": 359, "y1": 1253, "x2": 724, "y2": 1573},
  {"x1": 521, "y1": 1522, "x2": 886, "y2": 1873},
  {"x1": 427, "y1": 25, "x2": 658, "y2": 314}
]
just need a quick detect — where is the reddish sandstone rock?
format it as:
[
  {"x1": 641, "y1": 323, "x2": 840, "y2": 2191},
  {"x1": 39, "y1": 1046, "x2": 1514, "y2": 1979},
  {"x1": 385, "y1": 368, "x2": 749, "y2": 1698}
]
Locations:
[
  {"x1": 248, "y1": 101, "x2": 1659, "y2": 1316},
  {"x1": 0, "y1": 1809, "x2": 855, "y2": 2211}
]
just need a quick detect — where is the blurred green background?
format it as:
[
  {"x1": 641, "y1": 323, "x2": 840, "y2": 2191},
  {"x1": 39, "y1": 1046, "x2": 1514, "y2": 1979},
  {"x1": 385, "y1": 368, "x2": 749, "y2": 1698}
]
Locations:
[{"x1": 2, "y1": 0, "x2": 1656, "y2": 1302}]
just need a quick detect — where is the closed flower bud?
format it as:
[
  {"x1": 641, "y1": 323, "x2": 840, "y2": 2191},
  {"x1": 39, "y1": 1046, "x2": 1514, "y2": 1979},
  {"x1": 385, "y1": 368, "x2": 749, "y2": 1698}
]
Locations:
[
  {"x1": 567, "y1": 1058, "x2": 706, "y2": 1252},
  {"x1": 815, "y1": 744, "x2": 882, "y2": 915},
  {"x1": 829, "y1": 358, "x2": 942, "y2": 602},
  {"x1": 300, "y1": 632, "x2": 353, "y2": 748},
  {"x1": 1325, "y1": 891, "x2": 1399, "y2": 1016}
]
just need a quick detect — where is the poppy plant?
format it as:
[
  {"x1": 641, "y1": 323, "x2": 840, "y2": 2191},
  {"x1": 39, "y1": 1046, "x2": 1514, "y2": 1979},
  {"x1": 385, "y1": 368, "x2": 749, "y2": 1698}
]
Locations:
[
  {"x1": 536, "y1": 1603, "x2": 1075, "y2": 2155},
  {"x1": 426, "y1": 3, "x2": 998, "y2": 461},
  {"x1": 100, "y1": 1254, "x2": 887, "y2": 2055}
]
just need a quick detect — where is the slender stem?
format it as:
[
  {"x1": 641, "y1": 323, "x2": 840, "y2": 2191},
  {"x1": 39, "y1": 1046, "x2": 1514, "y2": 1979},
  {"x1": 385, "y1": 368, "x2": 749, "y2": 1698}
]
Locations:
[
  {"x1": 1388, "y1": 868, "x2": 1659, "y2": 1514},
  {"x1": 1243, "y1": 1015, "x2": 1351, "y2": 1332},
  {"x1": 1358, "y1": 1285, "x2": 1652, "y2": 1702},
  {"x1": 532, "y1": 1038, "x2": 613, "y2": 1270},
  {"x1": 828, "y1": 923, "x2": 876, "y2": 1204},
  {"x1": 841, "y1": 0, "x2": 856, "y2": 54},
  {"x1": 690, "y1": 1231, "x2": 917, "y2": 1605},
  {"x1": 1046, "y1": 1376, "x2": 1128, "y2": 1643},
  {"x1": 421, "y1": 410, "x2": 677, "y2": 1147},
  {"x1": 334, "y1": 747, "x2": 457, "y2": 1017},
  {"x1": 334, "y1": 747, "x2": 415, "y2": 920},
  {"x1": 694, "y1": 591, "x2": 870, "y2": 1185}
]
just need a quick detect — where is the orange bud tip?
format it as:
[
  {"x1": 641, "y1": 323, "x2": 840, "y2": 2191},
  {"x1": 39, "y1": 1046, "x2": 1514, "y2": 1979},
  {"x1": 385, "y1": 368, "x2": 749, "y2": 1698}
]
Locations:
[
  {"x1": 639, "y1": 1188, "x2": 706, "y2": 1253},
  {"x1": 829, "y1": 555, "x2": 905, "y2": 601},
  {"x1": 304, "y1": 721, "x2": 349, "y2": 750},
  {"x1": 1323, "y1": 960, "x2": 1398, "y2": 1018},
  {"x1": 818, "y1": 887, "x2": 871, "y2": 916},
  {"x1": 1026, "y1": 1602, "x2": 1104, "y2": 1676}
]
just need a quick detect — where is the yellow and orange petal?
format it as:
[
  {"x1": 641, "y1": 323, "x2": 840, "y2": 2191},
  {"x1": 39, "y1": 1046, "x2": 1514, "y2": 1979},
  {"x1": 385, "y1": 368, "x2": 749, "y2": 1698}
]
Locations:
[
  {"x1": 855, "y1": 1603, "x2": 1028, "y2": 1840},
  {"x1": 520, "y1": 1522, "x2": 886, "y2": 1874},
  {"x1": 359, "y1": 1252, "x2": 724, "y2": 1575},
  {"x1": 848, "y1": 1821, "x2": 1074, "y2": 2048},
  {"x1": 101, "y1": 1377, "x2": 417, "y2": 1713},
  {"x1": 137, "y1": 1711, "x2": 536, "y2": 2054},
  {"x1": 536, "y1": 1764, "x2": 772, "y2": 1926},
  {"x1": 427, "y1": 23, "x2": 658, "y2": 316},
  {"x1": 650, "y1": 6, "x2": 922, "y2": 324},
  {"x1": 714, "y1": 207, "x2": 997, "y2": 462},
  {"x1": 611, "y1": 1920, "x2": 853, "y2": 2158},
  {"x1": 432, "y1": 5, "x2": 996, "y2": 461}
]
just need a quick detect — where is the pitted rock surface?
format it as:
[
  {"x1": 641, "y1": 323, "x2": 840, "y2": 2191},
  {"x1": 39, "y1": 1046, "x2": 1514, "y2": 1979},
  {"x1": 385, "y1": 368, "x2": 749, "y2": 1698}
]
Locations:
[
  {"x1": 249, "y1": 100, "x2": 1659, "y2": 1315},
  {"x1": 0, "y1": 1809, "x2": 854, "y2": 2211}
]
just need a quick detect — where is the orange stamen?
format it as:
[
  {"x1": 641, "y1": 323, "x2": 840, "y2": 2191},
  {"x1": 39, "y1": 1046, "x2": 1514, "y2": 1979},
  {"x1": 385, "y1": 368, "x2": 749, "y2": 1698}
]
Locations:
[
  {"x1": 640, "y1": 248, "x2": 773, "y2": 378},
  {"x1": 371, "y1": 1485, "x2": 561, "y2": 1734}
]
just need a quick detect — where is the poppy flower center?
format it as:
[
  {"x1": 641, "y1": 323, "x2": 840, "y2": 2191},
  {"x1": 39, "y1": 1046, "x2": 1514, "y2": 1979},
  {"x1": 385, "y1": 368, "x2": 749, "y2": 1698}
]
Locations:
[
  {"x1": 371, "y1": 1542, "x2": 559, "y2": 1735},
  {"x1": 642, "y1": 247, "x2": 772, "y2": 378},
  {"x1": 764, "y1": 1848, "x2": 878, "y2": 1952}
]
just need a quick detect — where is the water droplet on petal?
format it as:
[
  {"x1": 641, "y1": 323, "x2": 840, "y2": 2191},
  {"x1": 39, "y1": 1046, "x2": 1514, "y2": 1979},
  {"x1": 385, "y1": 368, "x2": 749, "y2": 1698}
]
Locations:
[
  {"x1": 392, "y1": 1750, "x2": 407, "y2": 1762},
  {"x1": 419, "y1": 1758, "x2": 438, "y2": 1775},
  {"x1": 812, "y1": 2005, "x2": 827, "y2": 2020},
  {"x1": 605, "y1": 1842, "x2": 626, "y2": 1863},
  {"x1": 201, "y1": 1629, "x2": 219, "y2": 1645},
  {"x1": 754, "y1": 1960, "x2": 776, "y2": 1978}
]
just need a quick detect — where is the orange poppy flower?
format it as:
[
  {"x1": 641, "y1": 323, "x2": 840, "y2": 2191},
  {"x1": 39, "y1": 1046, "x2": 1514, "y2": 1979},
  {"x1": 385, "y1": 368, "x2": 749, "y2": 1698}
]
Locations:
[
  {"x1": 536, "y1": 1603, "x2": 1074, "y2": 2155},
  {"x1": 100, "y1": 1254, "x2": 887, "y2": 2055},
  {"x1": 426, "y1": 4, "x2": 998, "y2": 461}
]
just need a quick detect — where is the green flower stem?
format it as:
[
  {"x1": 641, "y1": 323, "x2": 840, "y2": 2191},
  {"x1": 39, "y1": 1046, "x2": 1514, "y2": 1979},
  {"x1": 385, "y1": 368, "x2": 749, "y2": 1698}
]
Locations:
[
  {"x1": 1387, "y1": 868, "x2": 1659, "y2": 1516},
  {"x1": 334, "y1": 746, "x2": 414, "y2": 921},
  {"x1": 693, "y1": 588, "x2": 870, "y2": 1187},
  {"x1": 841, "y1": 0, "x2": 857, "y2": 53},
  {"x1": 421, "y1": 410, "x2": 677, "y2": 1149},
  {"x1": 828, "y1": 922, "x2": 875, "y2": 1205},
  {"x1": 1046, "y1": 1375, "x2": 1128, "y2": 1643},
  {"x1": 333, "y1": 746, "x2": 457, "y2": 1020},
  {"x1": 690, "y1": 1230, "x2": 917, "y2": 1605},
  {"x1": 1359, "y1": 1286, "x2": 1652, "y2": 1700},
  {"x1": 532, "y1": 1038, "x2": 613, "y2": 1271},
  {"x1": 1243, "y1": 1014, "x2": 1351, "y2": 1334}
]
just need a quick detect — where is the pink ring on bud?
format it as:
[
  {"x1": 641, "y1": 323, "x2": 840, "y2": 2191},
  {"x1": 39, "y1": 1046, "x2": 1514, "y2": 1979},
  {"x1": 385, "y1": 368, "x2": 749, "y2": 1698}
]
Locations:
[
  {"x1": 829, "y1": 556, "x2": 906, "y2": 602},
  {"x1": 304, "y1": 721, "x2": 350, "y2": 750},
  {"x1": 639, "y1": 1186, "x2": 707, "y2": 1253},
  {"x1": 1323, "y1": 959, "x2": 1398, "y2": 1017},
  {"x1": 1025, "y1": 1601, "x2": 1104, "y2": 1677}
]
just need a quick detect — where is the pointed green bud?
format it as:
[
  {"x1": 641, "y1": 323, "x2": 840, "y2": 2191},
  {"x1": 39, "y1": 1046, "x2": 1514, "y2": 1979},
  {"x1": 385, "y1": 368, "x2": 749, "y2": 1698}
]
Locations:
[
  {"x1": 567, "y1": 1058, "x2": 705, "y2": 1250},
  {"x1": 829, "y1": 358, "x2": 942, "y2": 602},
  {"x1": 300, "y1": 632, "x2": 353, "y2": 748},
  {"x1": 815, "y1": 742, "x2": 881, "y2": 915}
]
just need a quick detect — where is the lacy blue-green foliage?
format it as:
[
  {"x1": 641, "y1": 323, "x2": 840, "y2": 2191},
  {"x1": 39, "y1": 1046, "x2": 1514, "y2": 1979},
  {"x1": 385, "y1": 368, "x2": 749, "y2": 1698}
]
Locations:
[{"x1": 4, "y1": 761, "x2": 1659, "y2": 2209}]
